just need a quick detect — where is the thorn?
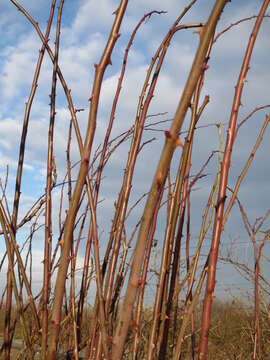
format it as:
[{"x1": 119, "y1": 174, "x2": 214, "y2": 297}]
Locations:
[
  {"x1": 59, "y1": 238, "x2": 64, "y2": 247},
  {"x1": 113, "y1": 32, "x2": 121, "y2": 40},
  {"x1": 130, "y1": 319, "x2": 137, "y2": 329},
  {"x1": 165, "y1": 130, "x2": 183, "y2": 147},
  {"x1": 193, "y1": 26, "x2": 204, "y2": 38},
  {"x1": 83, "y1": 149, "x2": 90, "y2": 164},
  {"x1": 109, "y1": 336, "x2": 116, "y2": 345},
  {"x1": 112, "y1": 7, "x2": 119, "y2": 15},
  {"x1": 164, "y1": 130, "x2": 172, "y2": 139},
  {"x1": 157, "y1": 170, "x2": 163, "y2": 185},
  {"x1": 176, "y1": 137, "x2": 183, "y2": 147},
  {"x1": 202, "y1": 62, "x2": 209, "y2": 71}
]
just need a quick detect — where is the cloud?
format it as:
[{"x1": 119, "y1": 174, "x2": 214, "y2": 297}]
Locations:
[
  {"x1": 74, "y1": 0, "x2": 117, "y2": 31},
  {"x1": 0, "y1": 248, "x2": 88, "y2": 298},
  {"x1": 0, "y1": 34, "x2": 40, "y2": 100}
]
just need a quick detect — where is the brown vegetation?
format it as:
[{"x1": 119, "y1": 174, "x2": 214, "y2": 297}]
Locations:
[{"x1": 1, "y1": 299, "x2": 270, "y2": 359}]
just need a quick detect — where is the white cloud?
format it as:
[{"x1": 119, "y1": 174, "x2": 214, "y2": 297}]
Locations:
[
  {"x1": 0, "y1": 117, "x2": 21, "y2": 143},
  {"x1": 72, "y1": 0, "x2": 118, "y2": 34},
  {"x1": 0, "y1": 248, "x2": 87, "y2": 297},
  {"x1": 0, "y1": 33, "x2": 40, "y2": 100},
  {"x1": 0, "y1": 147, "x2": 33, "y2": 172},
  {"x1": 58, "y1": 34, "x2": 105, "y2": 103}
]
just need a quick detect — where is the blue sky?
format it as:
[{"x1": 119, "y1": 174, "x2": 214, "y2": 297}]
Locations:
[{"x1": 0, "y1": 0, "x2": 270, "y2": 301}]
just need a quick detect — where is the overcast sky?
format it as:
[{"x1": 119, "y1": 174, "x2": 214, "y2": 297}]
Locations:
[{"x1": 0, "y1": 0, "x2": 269, "y2": 302}]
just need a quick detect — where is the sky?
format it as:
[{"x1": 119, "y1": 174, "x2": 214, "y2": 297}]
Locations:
[{"x1": 0, "y1": 0, "x2": 270, "y2": 303}]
